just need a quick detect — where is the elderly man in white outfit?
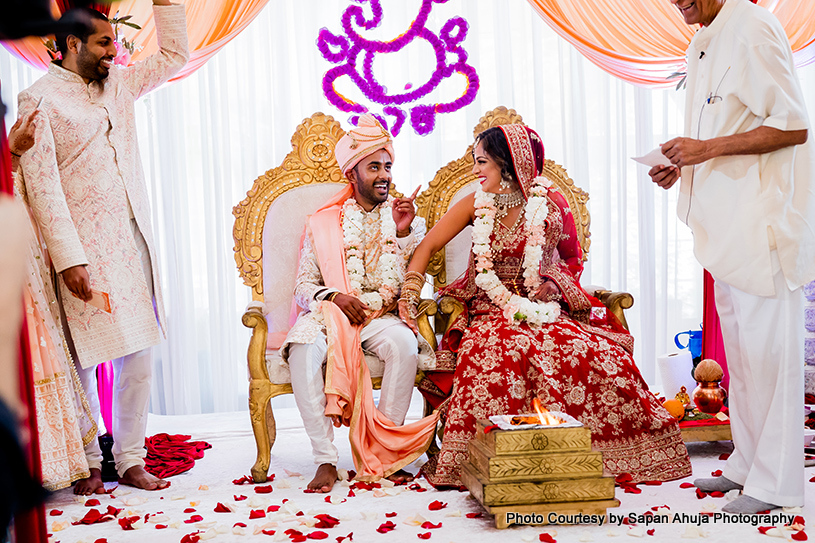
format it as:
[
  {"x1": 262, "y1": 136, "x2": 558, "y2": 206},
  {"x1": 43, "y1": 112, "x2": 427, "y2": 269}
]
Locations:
[{"x1": 651, "y1": 0, "x2": 815, "y2": 514}]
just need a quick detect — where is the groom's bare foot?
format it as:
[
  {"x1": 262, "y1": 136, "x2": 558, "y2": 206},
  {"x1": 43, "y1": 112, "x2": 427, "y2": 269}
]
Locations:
[
  {"x1": 74, "y1": 468, "x2": 105, "y2": 495},
  {"x1": 119, "y1": 465, "x2": 170, "y2": 491},
  {"x1": 386, "y1": 469, "x2": 414, "y2": 485},
  {"x1": 308, "y1": 463, "x2": 338, "y2": 493}
]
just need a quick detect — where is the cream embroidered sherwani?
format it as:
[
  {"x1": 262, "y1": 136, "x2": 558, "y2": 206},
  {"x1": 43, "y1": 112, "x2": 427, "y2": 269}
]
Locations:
[
  {"x1": 282, "y1": 209, "x2": 427, "y2": 350},
  {"x1": 17, "y1": 5, "x2": 189, "y2": 369}
]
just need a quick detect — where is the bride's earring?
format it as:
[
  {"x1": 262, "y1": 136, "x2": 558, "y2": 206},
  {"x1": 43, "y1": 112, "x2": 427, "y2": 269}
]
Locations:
[{"x1": 499, "y1": 172, "x2": 512, "y2": 191}]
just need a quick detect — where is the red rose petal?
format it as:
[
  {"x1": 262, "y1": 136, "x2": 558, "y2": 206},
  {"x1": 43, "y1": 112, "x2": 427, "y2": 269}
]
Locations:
[
  {"x1": 385, "y1": 512, "x2": 397, "y2": 518},
  {"x1": 183, "y1": 515, "x2": 204, "y2": 524},
  {"x1": 758, "y1": 527, "x2": 774, "y2": 534},
  {"x1": 643, "y1": 481, "x2": 662, "y2": 486},
  {"x1": 409, "y1": 483, "x2": 427, "y2": 492},
  {"x1": 420, "y1": 521, "x2": 442, "y2": 529},
  {"x1": 262, "y1": 529, "x2": 276, "y2": 536},
  {"x1": 700, "y1": 512, "x2": 714, "y2": 518},
  {"x1": 428, "y1": 500, "x2": 447, "y2": 511},
  {"x1": 255, "y1": 485, "x2": 273, "y2": 494},
  {"x1": 309, "y1": 532, "x2": 329, "y2": 540},
  {"x1": 647, "y1": 529, "x2": 655, "y2": 536},
  {"x1": 184, "y1": 508, "x2": 197, "y2": 513},
  {"x1": 711, "y1": 470, "x2": 722, "y2": 477},
  {"x1": 249, "y1": 509, "x2": 266, "y2": 519},
  {"x1": 719, "y1": 453, "x2": 731, "y2": 461},
  {"x1": 622, "y1": 518, "x2": 635, "y2": 526},
  {"x1": 347, "y1": 489, "x2": 356, "y2": 498},
  {"x1": 181, "y1": 533, "x2": 201, "y2": 543},
  {"x1": 809, "y1": 476, "x2": 815, "y2": 483},
  {"x1": 792, "y1": 530, "x2": 808, "y2": 541},
  {"x1": 232, "y1": 475, "x2": 253, "y2": 485},
  {"x1": 118, "y1": 516, "x2": 141, "y2": 530},
  {"x1": 155, "y1": 524, "x2": 168, "y2": 529},
  {"x1": 695, "y1": 488, "x2": 708, "y2": 499},
  {"x1": 418, "y1": 533, "x2": 431, "y2": 540},
  {"x1": 105, "y1": 505, "x2": 122, "y2": 518},
  {"x1": 376, "y1": 521, "x2": 396, "y2": 534},
  {"x1": 792, "y1": 516, "x2": 806, "y2": 526},
  {"x1": 267, "y1": 505, "x2": 281, "y2": 512},
  {"x1": 49, "y1": 510, "x2": 63, "y2": 516},
  {"x1": 539, "y1": 534, "x2": 557, "y2": 543},
  {"x1": 71, "y1": 509, "x2": 111, "y2": 525},
  {"x1": 336, "y1": 532, "x2": 353, "y2": 543},
  {"x1": 94, "y1": 539, "x2": 108, "y2": 543},
  {"x1": 234, "y1": 495, "x2": 248, "y2": 501},
  {"x1": 650, "y1": 505, "x2": 670, "y2": 511},
  {"x1": 315, "y1": 514, "x2": 340, "y2": 529},
  {"x1": 214, "y1": 503, "x2": 232, "y2": 513},
  {"x1": 623, "y1": 484, "x2": 642, "y2": 494},
  {"x1": 85, "y1": 499, "x2": 101, "y2": 507},
  {"x1": 234, "y1": 522, "x2": 247, "y2": 528},
  {"x1": 287, "y1": 529, "x2": 307, "y2": 541},
  {"x1": 466, "y1": 512, "x2": 483, "y2": 518},
  {"x1": 679, "y1": 482, "x2": 695, "y2": 489},
  {"x1": 614, "y1": 473, "x2": 633, "y2": 484},
  {"x1": 710, "y1": 491, "x2": 725, "y2": 498}
]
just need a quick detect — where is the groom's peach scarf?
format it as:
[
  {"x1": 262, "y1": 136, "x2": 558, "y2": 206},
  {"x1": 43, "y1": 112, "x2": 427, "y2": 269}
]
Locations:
[{"x1": 308, "y1": 184, "x2": 438, "y2": 480}]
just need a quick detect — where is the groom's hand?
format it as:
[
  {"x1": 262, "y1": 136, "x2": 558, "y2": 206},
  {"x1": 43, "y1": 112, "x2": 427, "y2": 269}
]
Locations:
[
  {"x1": 392, "y1": 186, "x2": 420, "y2": 236},
  {"x1": 331, "y1": 293, "x2": 369, "y2": 325}
]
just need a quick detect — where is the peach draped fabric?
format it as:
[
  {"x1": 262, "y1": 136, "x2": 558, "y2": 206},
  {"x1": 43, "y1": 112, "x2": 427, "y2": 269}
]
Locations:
[
  {"x1": 308, "y1": 185, "x2": 439, "y2": 481},
  {"x1": 526, "y1": 0, "x2": 815, "y2": 87},
  {"x1": 2, "y1": 0, "x2": 270, "y2": 82}
]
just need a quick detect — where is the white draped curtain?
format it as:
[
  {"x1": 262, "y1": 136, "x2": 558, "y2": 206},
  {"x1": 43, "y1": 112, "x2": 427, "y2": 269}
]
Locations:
[{"x1": 3, "y1": 0, "x2": 814, "y2": 414}]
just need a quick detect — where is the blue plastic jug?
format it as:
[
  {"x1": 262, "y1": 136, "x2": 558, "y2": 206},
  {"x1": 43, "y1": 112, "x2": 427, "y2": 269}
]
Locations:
[{"x1": 675, "y1": 328, "x2": 703, "y2": 360}]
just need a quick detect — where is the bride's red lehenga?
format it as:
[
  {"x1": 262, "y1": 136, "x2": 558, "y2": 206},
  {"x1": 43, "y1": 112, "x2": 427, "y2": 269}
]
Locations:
[{"x1": 420, "y1": 190, "x2": 692, "y2": 487}]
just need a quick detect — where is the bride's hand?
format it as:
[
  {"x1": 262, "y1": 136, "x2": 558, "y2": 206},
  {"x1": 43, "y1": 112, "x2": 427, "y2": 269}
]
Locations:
[
  {"x1": 531, "y1": 280, "x2": 561, "y2": 302},
  {"x1": 398, "y1": 298, "x2": 419, "y2": 335}
]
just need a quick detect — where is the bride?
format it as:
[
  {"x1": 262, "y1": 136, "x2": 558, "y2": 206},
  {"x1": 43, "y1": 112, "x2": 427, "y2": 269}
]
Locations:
[{"x1": 399, "y1": 124, "x2": 692, "y2": 487}]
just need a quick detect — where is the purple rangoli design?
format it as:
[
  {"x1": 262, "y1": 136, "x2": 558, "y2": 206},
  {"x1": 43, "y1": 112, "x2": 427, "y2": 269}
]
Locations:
[{"x1": 317, "y1": 0, "x2": 479, "y2": 136}]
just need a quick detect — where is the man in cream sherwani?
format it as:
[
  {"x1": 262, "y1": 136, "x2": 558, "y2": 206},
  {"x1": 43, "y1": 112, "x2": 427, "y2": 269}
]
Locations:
[
  {"x1": 16, "y1": 1, "x2": 188, "y2": 494},
  {"x1": 651, "y1": 0, "x2": 815, "y2": 514}
]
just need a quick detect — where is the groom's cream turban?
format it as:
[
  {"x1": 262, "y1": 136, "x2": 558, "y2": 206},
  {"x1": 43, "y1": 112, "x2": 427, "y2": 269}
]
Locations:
[{"x1": 335, "y1": 114, "x2": 395, "y2": 176}]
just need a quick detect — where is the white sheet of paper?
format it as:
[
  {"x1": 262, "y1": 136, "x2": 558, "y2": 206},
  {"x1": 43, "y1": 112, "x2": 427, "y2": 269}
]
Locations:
[{"x1": 632, "y1": 147, "x2": 673, "y2": 168}]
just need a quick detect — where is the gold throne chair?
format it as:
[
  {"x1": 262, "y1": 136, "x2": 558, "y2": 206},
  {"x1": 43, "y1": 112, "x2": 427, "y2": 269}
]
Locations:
[
  {"x1": 232, "y1": 113, "x2": 438, "y2": 483},
  {"x1": 416, "y1": 106, "x2": 634, "y2": 341}
]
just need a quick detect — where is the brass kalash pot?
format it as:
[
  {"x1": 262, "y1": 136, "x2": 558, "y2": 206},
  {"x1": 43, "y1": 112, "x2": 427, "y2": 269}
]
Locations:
[{"x1": 692, "y1": 359, "x2": 727, "y2": 414}]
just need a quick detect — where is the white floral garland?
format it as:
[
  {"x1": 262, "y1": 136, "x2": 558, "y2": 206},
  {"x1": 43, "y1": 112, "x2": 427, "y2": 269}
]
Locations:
[
  {"x1": 472, "y1": 177, "x2": 561, "y2": 326},
  {"x1": 342, "y1": 197, "x2": 402, "y2": 312}
]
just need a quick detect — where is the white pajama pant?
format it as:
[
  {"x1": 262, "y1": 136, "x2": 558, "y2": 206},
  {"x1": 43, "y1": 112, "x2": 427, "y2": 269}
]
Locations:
[
  {"x1": 288, "y1": 318, "x2": 419, "y2": 466},
  {"x1": 67, "y1": 219, "x2": 156, "y2": 478},
  {"x1": 715, "y1": 251, "x2": 804, "y2": 506}
]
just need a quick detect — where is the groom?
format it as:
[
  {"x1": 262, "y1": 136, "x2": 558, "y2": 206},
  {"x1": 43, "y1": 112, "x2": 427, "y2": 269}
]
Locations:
[{"x1": 282, "y1": 114, "x2": 435, "y2": 492}]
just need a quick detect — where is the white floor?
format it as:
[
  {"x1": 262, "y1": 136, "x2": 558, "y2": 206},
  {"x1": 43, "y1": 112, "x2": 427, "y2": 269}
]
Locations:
[{"x1": 45, "y1": 393, "x2": 815, "y2": 543}]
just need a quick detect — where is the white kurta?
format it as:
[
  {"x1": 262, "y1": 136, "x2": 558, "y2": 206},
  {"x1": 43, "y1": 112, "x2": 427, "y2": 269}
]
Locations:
[
  {"x1": 678, "y1": 0, "x2": 815, "y2": 297},
  {"x1": 17, "y1": 5, "x2": 189, "y2": 368}
]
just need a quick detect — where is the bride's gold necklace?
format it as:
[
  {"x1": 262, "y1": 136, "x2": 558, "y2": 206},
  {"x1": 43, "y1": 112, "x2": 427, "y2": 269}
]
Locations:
[{"x1": 494, "y1": 190, "x2": 524, "y2": 219}]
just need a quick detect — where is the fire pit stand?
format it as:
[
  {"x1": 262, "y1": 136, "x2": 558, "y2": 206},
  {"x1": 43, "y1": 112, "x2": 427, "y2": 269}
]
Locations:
[{"x1": 461, "y1": 419, "x2": 620, "y2": 529}]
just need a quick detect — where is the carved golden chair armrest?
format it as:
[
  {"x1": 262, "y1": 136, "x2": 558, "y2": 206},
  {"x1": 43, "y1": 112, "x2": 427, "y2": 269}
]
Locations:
[{"x1": 585, "y1": 287, "x2": 634, "y2": 331}]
